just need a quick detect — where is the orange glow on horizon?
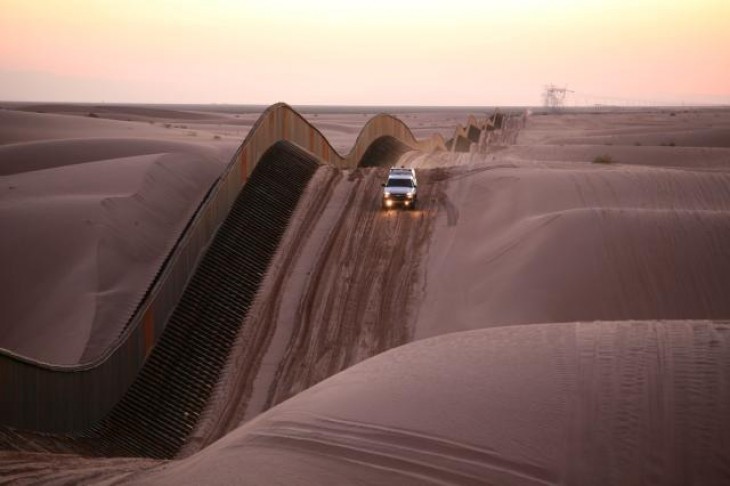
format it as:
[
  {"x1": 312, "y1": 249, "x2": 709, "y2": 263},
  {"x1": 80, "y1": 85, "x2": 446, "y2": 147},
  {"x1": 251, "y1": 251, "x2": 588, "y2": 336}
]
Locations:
[{"x1": 1, "y1": 0, "x2": 728, "y2": 104}]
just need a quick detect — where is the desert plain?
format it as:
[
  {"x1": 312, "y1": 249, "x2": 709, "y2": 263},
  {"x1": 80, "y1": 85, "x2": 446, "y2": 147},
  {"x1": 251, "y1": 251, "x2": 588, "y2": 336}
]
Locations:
[{"x1": 1, "y1": 102, "x2": 729, "y2": 484}]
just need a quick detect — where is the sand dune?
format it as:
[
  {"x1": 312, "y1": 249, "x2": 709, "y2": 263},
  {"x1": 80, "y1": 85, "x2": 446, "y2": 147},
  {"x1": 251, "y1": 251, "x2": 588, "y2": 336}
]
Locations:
[
  {"x1": 0, "y1": 151, "x2": 223, "y2": 363},
  {"x1": 0, "y1": 107, "x2": 236, "y2": 364},
  {"x1": 0, "y1": 108, "x2": 247, "y2": 147},
  {"x1": 412, "y1": 157, "x2": 730, "y2": 339},
  {"x1": 171, "y1": 109, "x2": 730, "y2": 484},
  {"x1": 0, "y1": 109, "x2": 180, "y2": 145},
  {"x1": 0, "y1": 137, "x2": 235, "y2": 175},
  {"x1": 141, "y1": 320, "x2": 730, "y2": 486},
  {"x1": 1, "y1": 107, "x2": 729, "y2": 484},
  {"x1": 4, "y1": 320, "x2": 728, "y2": 484}
]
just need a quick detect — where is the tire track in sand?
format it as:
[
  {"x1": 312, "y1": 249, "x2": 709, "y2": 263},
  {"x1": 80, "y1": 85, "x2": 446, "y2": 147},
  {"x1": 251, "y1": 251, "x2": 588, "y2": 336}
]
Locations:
[{"x1": 264, "y1": 165, "x2": 445, "y2": 408}]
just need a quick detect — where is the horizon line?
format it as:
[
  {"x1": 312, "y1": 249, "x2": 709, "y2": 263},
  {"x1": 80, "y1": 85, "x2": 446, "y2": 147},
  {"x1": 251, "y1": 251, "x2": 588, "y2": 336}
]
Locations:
[{"x1": 2, "y1": 100, "x2": 729, "y2": 110}]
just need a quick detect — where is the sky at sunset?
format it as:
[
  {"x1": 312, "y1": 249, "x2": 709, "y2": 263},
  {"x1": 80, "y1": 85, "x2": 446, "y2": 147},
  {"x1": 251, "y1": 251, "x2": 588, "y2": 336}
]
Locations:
[{"x1": 1, "y1": 0, "x2": 728, "y2": 106}]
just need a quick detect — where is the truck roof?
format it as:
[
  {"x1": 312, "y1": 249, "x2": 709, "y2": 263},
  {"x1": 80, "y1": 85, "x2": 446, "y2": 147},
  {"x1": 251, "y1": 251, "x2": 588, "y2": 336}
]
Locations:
[
  {"x1": 388, "y1": 168, "x2": 417, "y2": 181},
  {"x1": 389, "y1": 168, "x2": 415, "y2": 175}
]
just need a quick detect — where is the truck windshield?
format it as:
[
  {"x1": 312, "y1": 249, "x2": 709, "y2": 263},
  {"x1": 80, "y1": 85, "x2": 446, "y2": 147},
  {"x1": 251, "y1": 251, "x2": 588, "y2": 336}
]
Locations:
[{"x1": 386, "y1": 179, "x2": 414, "y2": 188}]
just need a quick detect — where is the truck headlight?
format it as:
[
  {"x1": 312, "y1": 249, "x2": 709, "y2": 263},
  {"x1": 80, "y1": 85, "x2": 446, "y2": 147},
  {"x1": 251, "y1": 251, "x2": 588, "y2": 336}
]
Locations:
[
  {"x1": 383, "y1": 192, "x2": 391, "y2": 198},
  {"x1": 406, "y1": 192, "x2": 414, "y2": 198}
]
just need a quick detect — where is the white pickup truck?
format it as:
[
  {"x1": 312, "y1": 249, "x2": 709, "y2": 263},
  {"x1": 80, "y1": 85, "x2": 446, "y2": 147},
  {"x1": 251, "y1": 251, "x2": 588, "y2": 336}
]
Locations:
[{"x1": 382, "y1": 168, "x2": 418, "y2": 210}]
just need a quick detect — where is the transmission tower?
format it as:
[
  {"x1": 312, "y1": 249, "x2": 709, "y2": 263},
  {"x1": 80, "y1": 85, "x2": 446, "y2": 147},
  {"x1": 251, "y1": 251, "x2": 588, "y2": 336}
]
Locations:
[{"x1": 542, "y1": 84, "x2": 574, "y2": 111}]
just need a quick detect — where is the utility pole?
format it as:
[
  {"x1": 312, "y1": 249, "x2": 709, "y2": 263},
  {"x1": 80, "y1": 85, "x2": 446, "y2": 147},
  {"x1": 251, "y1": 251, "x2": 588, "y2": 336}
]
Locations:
[{"x1": 542, "y1": 84, "x2": 574, "y2": 111}]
